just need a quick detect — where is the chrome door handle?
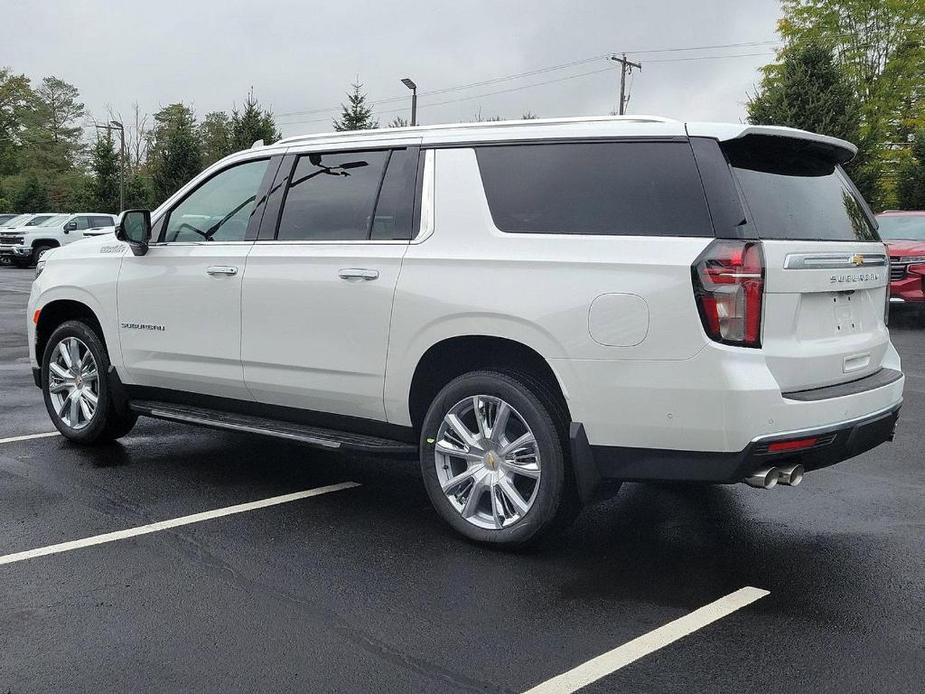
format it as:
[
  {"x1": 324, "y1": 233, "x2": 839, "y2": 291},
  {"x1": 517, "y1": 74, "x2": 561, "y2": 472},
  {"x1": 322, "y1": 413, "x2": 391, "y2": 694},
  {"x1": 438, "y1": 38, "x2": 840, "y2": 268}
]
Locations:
[
  {"x1": 206, "y1": 265, "x2": 238, "y2": 276},
  {"x1": 338, "y1": 268, "x2": 379, "y2": 281}
]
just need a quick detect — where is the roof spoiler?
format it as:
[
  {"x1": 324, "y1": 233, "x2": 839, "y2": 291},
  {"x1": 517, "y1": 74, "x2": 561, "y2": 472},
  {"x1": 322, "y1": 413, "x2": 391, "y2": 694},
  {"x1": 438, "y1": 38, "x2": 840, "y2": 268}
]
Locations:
[{"x1": 686, "y1": 123, "x2": 857, "y2": 164}]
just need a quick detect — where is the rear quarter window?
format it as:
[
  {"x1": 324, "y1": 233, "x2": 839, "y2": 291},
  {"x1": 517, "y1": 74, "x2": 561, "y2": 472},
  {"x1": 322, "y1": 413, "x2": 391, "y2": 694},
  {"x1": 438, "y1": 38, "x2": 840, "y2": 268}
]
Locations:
[{"x1": 474, "y1": 141, "x2": 713, "y2": 237}]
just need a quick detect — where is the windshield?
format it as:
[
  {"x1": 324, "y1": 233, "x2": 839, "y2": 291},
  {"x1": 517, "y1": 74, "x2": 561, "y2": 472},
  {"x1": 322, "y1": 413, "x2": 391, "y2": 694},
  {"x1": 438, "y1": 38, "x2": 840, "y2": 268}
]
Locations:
[
  {"x1": 25, "y1": 215, "x2": 53, "y2": 226},
  {"x1": 877, "y1": 215, "x2": 925, "y2": 241},
  {"x1": 1, "y1": 214, "x2": 31, "y2": 228},
  {"x1": 38, "y1": 215, "x2": 69, "y2": 227}
]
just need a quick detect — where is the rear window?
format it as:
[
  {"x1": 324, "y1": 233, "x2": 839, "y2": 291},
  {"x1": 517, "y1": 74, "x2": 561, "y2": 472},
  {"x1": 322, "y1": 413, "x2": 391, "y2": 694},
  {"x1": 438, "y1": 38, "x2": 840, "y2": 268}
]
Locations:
[
  {"x1": 475, "y1": 141, "x2": 713, "y2": 236},
  {"x1": 723, "y1": 137, "x2": 878, "y2": 242}
]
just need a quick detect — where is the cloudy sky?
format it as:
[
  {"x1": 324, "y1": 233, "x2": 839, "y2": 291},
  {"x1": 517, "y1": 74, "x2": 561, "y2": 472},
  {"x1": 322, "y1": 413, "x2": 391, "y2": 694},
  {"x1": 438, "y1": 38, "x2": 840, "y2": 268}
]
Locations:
[{"x1": 2, "y1": 0, "x2": 783, "y2": 138}]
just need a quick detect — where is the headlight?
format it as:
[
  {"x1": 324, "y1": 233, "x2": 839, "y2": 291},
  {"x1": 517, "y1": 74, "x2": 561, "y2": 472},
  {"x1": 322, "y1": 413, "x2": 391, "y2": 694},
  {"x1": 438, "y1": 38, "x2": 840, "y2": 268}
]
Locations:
[
  {"x1": 899, "y1": 256, "x2": 925, "y2": 264},
  {"x1": 34, "y1": 257, "x2": 46, "y2": 279}
]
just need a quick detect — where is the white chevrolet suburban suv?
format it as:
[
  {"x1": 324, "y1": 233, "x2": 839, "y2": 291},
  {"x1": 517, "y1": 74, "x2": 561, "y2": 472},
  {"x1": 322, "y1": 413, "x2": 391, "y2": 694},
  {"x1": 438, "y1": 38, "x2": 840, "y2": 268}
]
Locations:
[
  {"x1": 27, "y1": 116, "x2": 904, "y2": 546},
  {"x1": 2, "y1": 212, "x2": 116, "y2": 268}
]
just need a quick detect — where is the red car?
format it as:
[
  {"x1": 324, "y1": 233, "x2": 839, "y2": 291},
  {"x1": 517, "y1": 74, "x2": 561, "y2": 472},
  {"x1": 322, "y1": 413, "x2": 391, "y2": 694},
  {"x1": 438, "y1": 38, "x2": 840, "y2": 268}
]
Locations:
[{"x1": 877, "y1": 211, "x2": 925, "y2": 305}]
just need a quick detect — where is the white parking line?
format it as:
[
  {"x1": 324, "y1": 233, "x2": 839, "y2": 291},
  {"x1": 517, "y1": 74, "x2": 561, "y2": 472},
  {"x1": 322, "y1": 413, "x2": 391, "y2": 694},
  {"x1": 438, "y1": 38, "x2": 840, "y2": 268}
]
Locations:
[
  {"x1": 0, "y1": 482, "x2": 360, "y2": 566},
  {"x1": 0, "y1": 431, "x2": 60, "y2": 445},
  {"x1": 523, "y1": 586, "x2": 770, "y2": 694}
]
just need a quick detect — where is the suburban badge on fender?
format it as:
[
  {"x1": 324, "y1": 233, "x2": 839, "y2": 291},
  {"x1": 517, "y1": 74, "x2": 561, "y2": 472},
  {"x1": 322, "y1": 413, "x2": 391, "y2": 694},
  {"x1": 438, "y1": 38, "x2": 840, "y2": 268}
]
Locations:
[{"x1": 121, "y1": 322, "x2": 166, "y2": 332}]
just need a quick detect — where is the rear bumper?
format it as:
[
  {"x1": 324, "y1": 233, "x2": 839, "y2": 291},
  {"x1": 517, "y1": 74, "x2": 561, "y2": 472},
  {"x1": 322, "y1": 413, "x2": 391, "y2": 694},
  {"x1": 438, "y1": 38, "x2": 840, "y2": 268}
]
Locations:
[{"x1": 571, "y1": 403, "x2": 901, "y2": 497}]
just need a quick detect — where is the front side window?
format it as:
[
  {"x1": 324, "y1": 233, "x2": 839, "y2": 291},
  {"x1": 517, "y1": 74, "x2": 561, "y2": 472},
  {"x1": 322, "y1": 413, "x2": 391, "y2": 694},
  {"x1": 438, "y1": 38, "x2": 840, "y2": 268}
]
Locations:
[
  {"x1": 475, "y1": 141, "x2": 713, "y2": 236},
  {"x1": 277, "y1": 150, "x2": 390, "y2": 241},
  {"x1": 163, "y1": 159, "x2": 270, "y2": 242},
  {"x1": 89, "y1": 215, "x2": 114, "y2": 228}
]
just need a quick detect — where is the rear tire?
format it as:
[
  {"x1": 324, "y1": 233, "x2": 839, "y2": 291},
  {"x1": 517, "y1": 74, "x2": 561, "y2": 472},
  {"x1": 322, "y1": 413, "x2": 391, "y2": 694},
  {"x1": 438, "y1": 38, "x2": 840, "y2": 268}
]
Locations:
[
  {"x1": 41, "y1": 320, "x2": 137, "y2": 444},
  {"x1": 419, "y1": 370, "x2": 577, "y2": 547}
]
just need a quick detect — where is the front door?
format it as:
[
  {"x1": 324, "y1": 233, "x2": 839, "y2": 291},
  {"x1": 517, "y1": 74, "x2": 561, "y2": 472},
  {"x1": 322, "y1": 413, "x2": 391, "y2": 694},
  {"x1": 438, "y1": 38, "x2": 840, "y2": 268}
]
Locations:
[{"x1": 117, "y1": 157, "x2": 275, "y2": 400}]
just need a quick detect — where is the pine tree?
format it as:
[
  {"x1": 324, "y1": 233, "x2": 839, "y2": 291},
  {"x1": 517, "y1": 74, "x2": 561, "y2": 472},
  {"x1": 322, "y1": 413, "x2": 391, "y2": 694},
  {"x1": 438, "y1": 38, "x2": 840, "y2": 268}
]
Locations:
[
  {"x1": 90, "y1": 132, "x2": 120, "y2": 213},
  {"x1": 148, "y1": 103, "x2": 202, "y2": 205},
  {"x1": 897, "y1": 129, "x2": 925, "y2": 210},
  {"x1": 22, "y1": 76, "x2": 86, "y2": 173},
  {"x1": 230, "y1": 88, "x2": 281, "y2": 150},
  {"x1": 333, "y1": 82, "x2": 378, "y2": 131},
  {"x1": 200, "y1": 111, "x2": 232, "y2": 165},
  {"x1": 747, "y1": 43, "x2": 878, "y2": 205},
  {"x1": 12, "y1": 174, "x2": 50, "y2": 212}
]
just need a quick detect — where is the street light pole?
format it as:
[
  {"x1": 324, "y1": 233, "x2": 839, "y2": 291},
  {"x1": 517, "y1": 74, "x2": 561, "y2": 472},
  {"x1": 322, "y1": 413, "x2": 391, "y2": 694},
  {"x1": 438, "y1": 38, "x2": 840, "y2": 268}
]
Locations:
[{"x1": 401, "y1": 78, "x2": 417, "y2": 126}]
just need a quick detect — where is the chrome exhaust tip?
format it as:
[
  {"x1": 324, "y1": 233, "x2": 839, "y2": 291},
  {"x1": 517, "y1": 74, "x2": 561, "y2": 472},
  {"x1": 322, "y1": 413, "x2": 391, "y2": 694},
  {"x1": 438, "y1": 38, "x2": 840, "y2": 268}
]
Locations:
[
  {"x1": 743, "y1": 467, "x2": 780, "y2": 489},
  {"x1": 777, "y1": 464, "x2": 804, "y2": 486}
]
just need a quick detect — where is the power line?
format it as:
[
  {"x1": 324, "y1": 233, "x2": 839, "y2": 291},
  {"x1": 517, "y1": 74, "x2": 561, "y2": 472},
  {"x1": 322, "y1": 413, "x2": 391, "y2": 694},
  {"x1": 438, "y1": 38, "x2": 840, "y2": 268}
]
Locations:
[
  {"x1": 277, "y1": 49, "x2": 778, "y2": 127},
  {"x1": 275, "y1": 39, "x2": 780, "y2": 120}
]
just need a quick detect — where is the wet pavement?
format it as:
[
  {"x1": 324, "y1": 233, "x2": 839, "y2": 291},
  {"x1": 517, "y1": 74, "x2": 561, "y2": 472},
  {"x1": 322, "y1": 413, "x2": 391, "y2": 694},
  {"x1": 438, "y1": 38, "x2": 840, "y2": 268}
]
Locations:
[{"x1": 1, "y1": 266, "x2": 923, "y2": 693}]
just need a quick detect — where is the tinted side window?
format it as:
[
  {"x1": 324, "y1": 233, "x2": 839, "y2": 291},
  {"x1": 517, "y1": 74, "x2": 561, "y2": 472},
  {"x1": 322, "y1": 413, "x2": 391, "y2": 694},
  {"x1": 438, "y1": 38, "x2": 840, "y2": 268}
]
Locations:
[
  {"x1": 89, "y1": 216, "x2": 112, "y2": 228},
  {"x1": 277, "y1": 150, "x2": 389, "y2": 241},
  {"x1": 475, "y1": 142, "x2": 713, "y2": 236},
  {"x1": 164, "y1": 159, "x2": 269, "y2": 242},
  {"x1": 371, "y1": 148, "x2": 418, "y2": 240},
  {"x1": 73, "y1": 216, "x2": 91, "y2": 230}
]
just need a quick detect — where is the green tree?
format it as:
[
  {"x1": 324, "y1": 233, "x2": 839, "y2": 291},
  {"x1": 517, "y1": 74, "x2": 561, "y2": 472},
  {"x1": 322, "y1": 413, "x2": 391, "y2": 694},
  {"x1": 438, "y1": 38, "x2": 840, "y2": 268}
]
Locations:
[
  {"x1": 897, "y1": 129, "x2": 925, "y2": 209},
  {"x1": 748, "y1": 44, "x2": 860, "y2": 139},
  {"x1": 12, "y1": 174, "x2": 50, "y2": 212},
  {"x1": 768, "y1": 0, "x2": 925, "y2": 204},
  {"x1": 747, "y1": 43, "x2": 879, "y2": 202},
  {"x1": 200, "y1": 111, "x2": 232, "y2": 165},
  {"x1": 23, "y1": 76, "x2": 86, "y2": 173},
  {"x1": 0, "y1": 68, "x2": 34, "y2": 175},
  {"x1": 333, "y1": 82, "x2": 378, "y2": 131},
  {"x1": 90, "y1": 131, "x2": 120, "y2": 213},
  {"x1": 125, "y1": 172, "x2": 154, "y2": 210},
  {"x1": 388, "y1": 116, "x2": 409, "y2": 128},
  {"x1": 230, "y1": 88, "x2": 281, "y2": 150},
  {"x1": 148, "y1": 103, "x2": 202, "y2": 205}
]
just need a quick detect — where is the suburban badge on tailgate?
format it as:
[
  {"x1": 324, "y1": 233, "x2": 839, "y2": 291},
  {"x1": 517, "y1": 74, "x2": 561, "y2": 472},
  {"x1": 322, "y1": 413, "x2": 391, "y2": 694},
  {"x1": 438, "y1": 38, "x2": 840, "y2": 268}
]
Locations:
[{"x1": 830, "y1": 272, "x2": 880, "y2": 284}]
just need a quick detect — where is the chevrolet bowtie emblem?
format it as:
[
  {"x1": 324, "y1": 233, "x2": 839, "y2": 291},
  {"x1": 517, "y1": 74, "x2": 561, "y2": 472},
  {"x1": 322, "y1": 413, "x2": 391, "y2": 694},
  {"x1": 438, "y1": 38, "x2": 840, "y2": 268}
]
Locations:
[{"x1": 850, "y1": 254, "x2": 865, "y2": 267}]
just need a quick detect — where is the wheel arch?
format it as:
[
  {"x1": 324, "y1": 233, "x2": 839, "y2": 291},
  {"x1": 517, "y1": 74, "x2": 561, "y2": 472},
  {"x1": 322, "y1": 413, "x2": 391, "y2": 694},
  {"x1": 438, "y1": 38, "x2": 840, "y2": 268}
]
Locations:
[
  {"x1": 406, "y1": 335, "x2": 571, "y2": 433},
  {"x1": 31, "y1": 238, "x2": 61, "y2": 250},
  {"x1": 35, "y1": 298, "x2": 108, "y2": 364}
]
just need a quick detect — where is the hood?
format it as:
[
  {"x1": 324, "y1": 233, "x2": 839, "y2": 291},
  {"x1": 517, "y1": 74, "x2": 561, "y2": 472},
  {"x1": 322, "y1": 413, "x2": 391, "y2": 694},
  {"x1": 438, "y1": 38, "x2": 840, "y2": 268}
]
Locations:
[{"x1": 886, "y1": 240, "x2": 925, "y2": 259}]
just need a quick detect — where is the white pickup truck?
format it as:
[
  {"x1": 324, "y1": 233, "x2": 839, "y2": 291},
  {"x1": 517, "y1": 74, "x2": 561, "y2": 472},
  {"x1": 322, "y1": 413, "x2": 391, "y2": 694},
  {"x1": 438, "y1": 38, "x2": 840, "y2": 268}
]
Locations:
[{"x1": 0, "y1": 213, "x2": 116, "y2": 268}]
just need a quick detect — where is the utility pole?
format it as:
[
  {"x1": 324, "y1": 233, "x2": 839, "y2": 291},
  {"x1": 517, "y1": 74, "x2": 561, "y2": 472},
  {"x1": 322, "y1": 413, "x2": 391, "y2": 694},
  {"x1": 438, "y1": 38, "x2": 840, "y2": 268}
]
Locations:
[{"x1": 610, "y1": 53, "x2": 641, "y2": 115}]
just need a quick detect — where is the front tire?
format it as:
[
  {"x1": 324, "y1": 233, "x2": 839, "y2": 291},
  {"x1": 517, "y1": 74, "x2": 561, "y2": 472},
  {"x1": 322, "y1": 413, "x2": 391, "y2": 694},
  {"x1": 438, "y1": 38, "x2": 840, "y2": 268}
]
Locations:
[
  {"x1": 419, "y1": 370, "x2": 575, "y2": 547},
  {"x1": 41, "y1": 320, "x2": 137, "y2": 444},
  {"x1": 32, "y1": 244, "x2": 55, "y2": 267}
]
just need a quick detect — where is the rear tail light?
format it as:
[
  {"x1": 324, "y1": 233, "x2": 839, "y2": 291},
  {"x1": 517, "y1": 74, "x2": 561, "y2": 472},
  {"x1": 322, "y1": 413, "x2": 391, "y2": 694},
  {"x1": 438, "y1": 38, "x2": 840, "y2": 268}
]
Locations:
[{"x1": 692, "y1": 240, "x2": 765, "y2": 348}]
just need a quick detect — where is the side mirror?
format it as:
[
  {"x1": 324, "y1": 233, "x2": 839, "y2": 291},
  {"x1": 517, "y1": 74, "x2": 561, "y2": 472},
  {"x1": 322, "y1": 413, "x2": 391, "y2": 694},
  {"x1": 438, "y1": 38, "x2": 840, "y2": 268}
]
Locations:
[
  {"x1": 116, "y1": 210, "x2": 152, "y2": 256},
  {"x1": 64, "y1": 221, "x2": 77, "y2": 233}
]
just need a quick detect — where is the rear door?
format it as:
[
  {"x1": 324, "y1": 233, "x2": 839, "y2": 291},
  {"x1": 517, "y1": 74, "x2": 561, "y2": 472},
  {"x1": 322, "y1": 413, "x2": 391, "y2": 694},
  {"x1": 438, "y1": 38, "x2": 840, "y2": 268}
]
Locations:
[
  {"x1": 241, "y1": 144, "x2": 421, "y2": 420},
  {"x1": 721, "y1": 135, "x2": 889, "y2": 392}
]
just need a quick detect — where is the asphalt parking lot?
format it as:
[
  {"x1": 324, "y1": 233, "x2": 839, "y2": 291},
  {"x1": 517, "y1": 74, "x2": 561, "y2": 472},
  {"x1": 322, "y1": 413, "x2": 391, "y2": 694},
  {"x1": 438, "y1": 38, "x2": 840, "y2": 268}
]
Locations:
[{"x1": 1, "y1": 266, "x2": 923, "y2": 693}]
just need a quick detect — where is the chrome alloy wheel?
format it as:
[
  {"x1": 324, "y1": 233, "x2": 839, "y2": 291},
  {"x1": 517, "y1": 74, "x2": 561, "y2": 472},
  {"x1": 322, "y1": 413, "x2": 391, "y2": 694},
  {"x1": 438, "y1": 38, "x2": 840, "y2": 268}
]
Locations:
[
  {"x1": 434, "y1": 395, "x2": 541, "y2": 530},
  {"x1": 47, "y1": 337, "x2": 99, "y2": 430}
]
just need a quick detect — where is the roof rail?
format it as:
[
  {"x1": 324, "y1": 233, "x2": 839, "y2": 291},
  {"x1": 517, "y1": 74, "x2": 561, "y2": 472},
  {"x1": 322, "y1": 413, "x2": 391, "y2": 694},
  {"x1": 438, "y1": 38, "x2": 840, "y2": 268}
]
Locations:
[{"x1": 275, "y1": 114, "x2": 678, "y2": 146}]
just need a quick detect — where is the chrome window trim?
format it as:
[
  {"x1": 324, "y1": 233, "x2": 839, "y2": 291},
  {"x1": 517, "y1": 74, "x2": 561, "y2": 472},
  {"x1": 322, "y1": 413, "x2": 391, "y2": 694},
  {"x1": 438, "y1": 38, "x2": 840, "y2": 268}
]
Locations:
[{"x1": 411, "y1": 149, "x2": 435, "y2": 245}]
